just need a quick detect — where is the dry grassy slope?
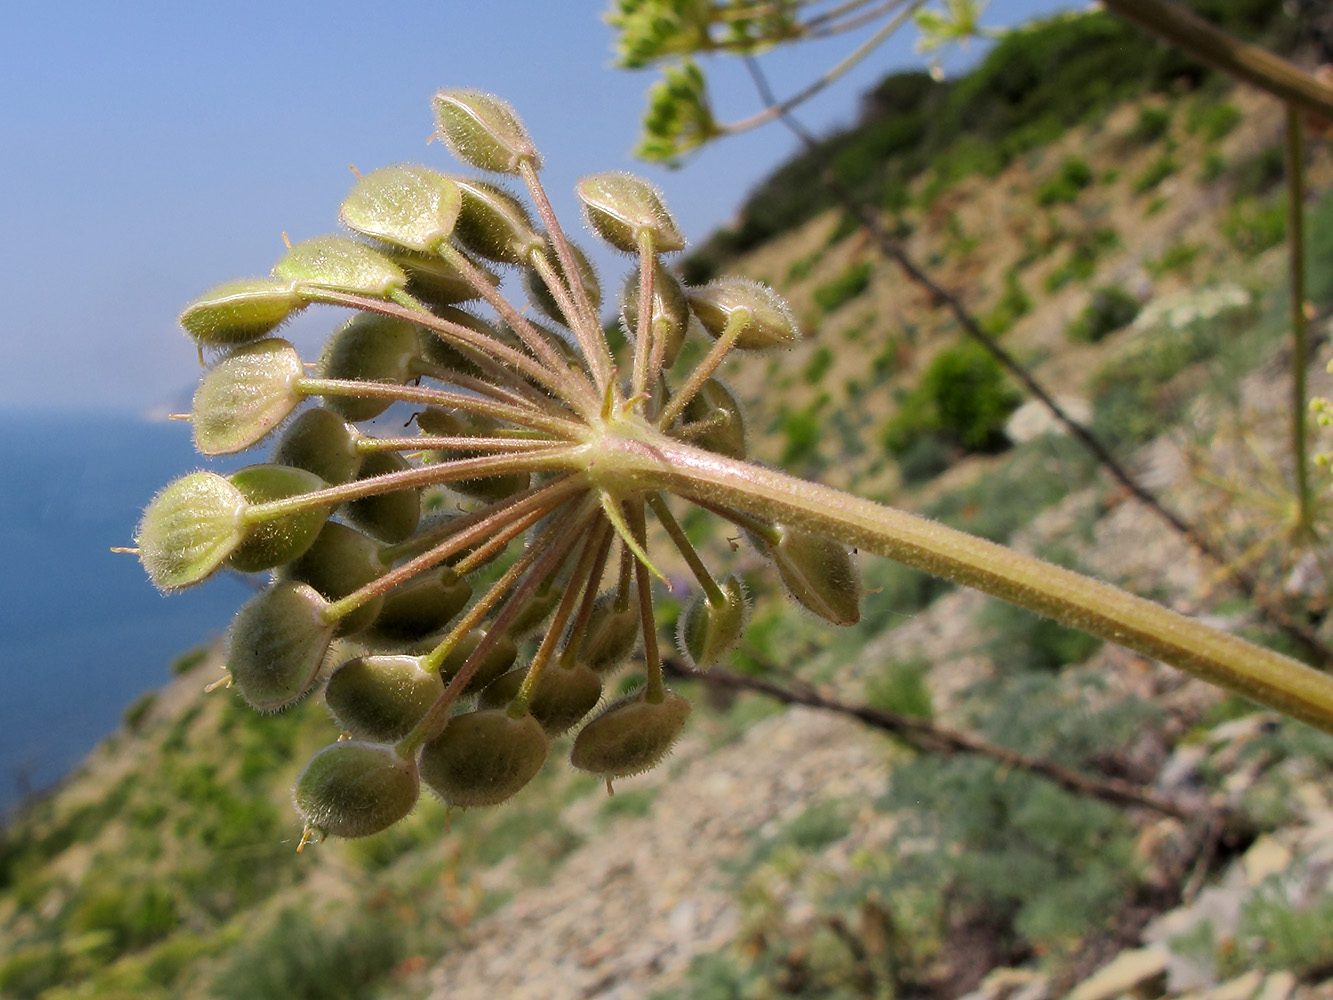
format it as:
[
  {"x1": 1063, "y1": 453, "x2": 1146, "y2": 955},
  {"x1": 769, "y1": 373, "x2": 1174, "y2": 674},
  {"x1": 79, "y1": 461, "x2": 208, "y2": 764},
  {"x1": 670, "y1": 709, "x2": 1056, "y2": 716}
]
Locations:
[{"x1": 4, "y1": 77, "x2": 1333, "y2": 1000}]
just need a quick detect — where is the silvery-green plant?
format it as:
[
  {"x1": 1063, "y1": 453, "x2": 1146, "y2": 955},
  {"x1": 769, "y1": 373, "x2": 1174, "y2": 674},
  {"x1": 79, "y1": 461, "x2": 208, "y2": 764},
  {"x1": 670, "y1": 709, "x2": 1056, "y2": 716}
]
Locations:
[{"x1": 135, "y1": 89, "x2": 1333, "y2": 848}]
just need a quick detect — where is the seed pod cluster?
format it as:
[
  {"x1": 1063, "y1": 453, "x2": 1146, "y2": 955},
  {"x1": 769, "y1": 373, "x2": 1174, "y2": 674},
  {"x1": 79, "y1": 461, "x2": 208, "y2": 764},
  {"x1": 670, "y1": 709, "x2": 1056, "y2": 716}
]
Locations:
[{"x1": 134, "y1": 89, "x2": 861, "y2": 845}]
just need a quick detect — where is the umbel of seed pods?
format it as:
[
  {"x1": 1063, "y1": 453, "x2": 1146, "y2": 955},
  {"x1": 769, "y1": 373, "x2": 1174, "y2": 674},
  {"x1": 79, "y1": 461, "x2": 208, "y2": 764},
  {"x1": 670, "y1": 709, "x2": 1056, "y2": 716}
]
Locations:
[{"x1": 133, "y1": 90, "x2": 861, "y2": 846}]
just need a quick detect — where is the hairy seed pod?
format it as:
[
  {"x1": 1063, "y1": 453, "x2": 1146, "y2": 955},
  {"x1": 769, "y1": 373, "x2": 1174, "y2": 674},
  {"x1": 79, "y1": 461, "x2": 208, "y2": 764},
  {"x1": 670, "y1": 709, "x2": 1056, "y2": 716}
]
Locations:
[
  {"x1": 283, "y1": 521, "x2": 386, "y2": 637},
  {"x1": 432, "y1": 628, "x2": 520, "y2": 695},
  {"x1": 136, "y1": 472, "x2": 249, "y2": 590},
  {"x1": 393, "y1": 249, "x2": 498, "y2": 309},
  {"x1": 324, "y1": 654, "x2": 444, "y2": 742},
  {"x1": 432, "y1": 89, "x2": 540, "y2": 175},
  {"x1": 272, "y1": 406, "x2": 364, "y2": 486},
  {"x1": 418, "y1": 709, "x2": 549, "y2": 807},
  {"x1": 679, "y1": 377, "x2": 746, "y2": 460},
  {"x1": 687, "y1": 278, "x2": 800, "y2": 349},
  {"x1": 524, "y1": 240, "x2": 601, "y2": 323},
  {"x1": 318, "y1": 315, "x2": 423, "y2": 422},
  {"x1": 479, "y1": 661, "x2": 604, "y2": 736},
  {"x1": 191, "y1": 338, "x2": 305, "y2": 455},
  {"x1": 769, "y1": 525, "x2": 861, "y2": 627},
  {"x1": 453, "y1": 180, "x2": 545, "y2": 265},
  {"x1": 227, "y1": 465, "x2": 330, "y2": 573},
  {"x1": 228, "y1": 581, "x2": 335, "y2": 712},
  {"x1": 272, "y1": 234, "x2": 408, "y2": 299},
  {"x1": 621, "y1": 261, "x2": 688, "y2": 368},
  {"x1": 418, "y1": 408, "x2": 531, "y2": 501},
  {"x1": 368, "y1": 567, "x2": 472, "y2": 642},
  {"x1": 339, "y1": 164, "x2": 462, "y2": 253},
  {"x1": 179, "y1": 277, "x2": 304, "y2": 347},
  {"x1": 295, "y1": 740, "x2": 419, "y2": 839},
  {"x1": 505, "y1": 578, "x2": 561, "y2": 637},
  {"x1": 570, "y1": 688, "x2": 692, "y2": 779},
  {"x1": 677, "y1": 575, "x2": 748, "y2": 669},
  {"x1": 417, "y1": 307, "x2": 503, "y2": 376},
  {"x1": 581, "y1": 593, "x2": 641, "y2": 676},
  {"x1": 576, "y1": 172, "x2": 685, "y2": 254},
  {"x1": 343, "y1": 450, "x2": 421, "y2": 544}
]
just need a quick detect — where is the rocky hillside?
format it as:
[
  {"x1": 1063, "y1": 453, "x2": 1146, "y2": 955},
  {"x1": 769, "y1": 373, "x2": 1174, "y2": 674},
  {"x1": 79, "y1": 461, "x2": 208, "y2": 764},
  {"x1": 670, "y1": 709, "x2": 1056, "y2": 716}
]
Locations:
[{"x1": 4, "y1": 6, "x2": 1333, "y2": 999}]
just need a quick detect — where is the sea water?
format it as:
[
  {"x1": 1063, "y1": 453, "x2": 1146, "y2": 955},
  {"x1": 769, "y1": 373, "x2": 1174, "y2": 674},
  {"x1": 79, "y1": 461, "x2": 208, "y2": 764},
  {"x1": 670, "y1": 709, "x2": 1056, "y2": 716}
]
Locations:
[{"x1": 0, "y1": 412, "x2": 251, "y2": 812}]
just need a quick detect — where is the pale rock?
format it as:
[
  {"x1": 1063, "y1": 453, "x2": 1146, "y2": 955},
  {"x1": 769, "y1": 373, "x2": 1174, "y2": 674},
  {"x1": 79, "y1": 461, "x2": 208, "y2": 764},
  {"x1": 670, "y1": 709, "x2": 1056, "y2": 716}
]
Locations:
[
  {"x1": 1204, "y1": 970, "x2": 1265, "y2": 1000},
  {"x1": 1066, "y1": 946, "x2": 1170, "y2": 1000},
  {"x1": 1243, "y1": 835, "x2": 1293, "y2": 886},
  {"x1": 1253, "y1": 971, "x2": 1297, "y2": 1000},
  {"x1": 1004, "y1": 396, "x2": 1092, "y2": 444}
]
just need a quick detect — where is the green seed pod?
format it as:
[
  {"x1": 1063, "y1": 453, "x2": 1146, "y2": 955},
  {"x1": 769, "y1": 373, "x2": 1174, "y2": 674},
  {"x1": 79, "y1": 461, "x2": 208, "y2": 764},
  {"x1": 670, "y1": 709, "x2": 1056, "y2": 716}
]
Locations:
[
  {"x1": 368, "y1": 567, "x2": 472, "y2": 642},
  {"x1": 318, "y1": 314, "x2": 423, "y2": 422},
  {"x1": 621, "y1": 262, "x2": 688, "y2": 368},
  {"x1": 453, "y1": 179, "x2": 545, "y2": 266},
  {"x1": 228, "y1": 581, "x2": 336, "y2": 712},
  {"x1": 687, "y1": 278, "x2": 800, "y2": 349},
  {"x1": 478, "y1": 661, "x2": 604, "y2": 737},
  {"x1": 283, "y1": 521, "x2": 386, "y2": 637},
  {"x1": 418, "y1": 409, "x2": 531, "y2": 502},
  {"x1": 431, "y1": 628, "x2": 519, "y2": 695},
  {"x1": 273, "y1": 234, "x2": 408, "y2": 299},
  {"x1": 418, "y1": 709, "x2": 548, "y2": 807},
  {"x1": 324, "y1": 654, "x2": 444, "y2": 743},
  {"x1": 294, "y1": 740, "x2": 419, "y2": 839},
  {"x1": 432, "y1": 89, "x2": 540, "y2": 175},
  {"x1": 570, "y1": 688, "x2": 692, "y2": 779},
  {"x1": 523, "y1": 241, "x2": 601, "y2": 323},
  {"x1": 576, "y1": 172, "x2": 685, "y2": 254},
  {"x1": 339, "y1": 164, "x2": 462, "y2": 253},
  {"x1": 677, "y1": 575, "x2": 748, "y2": 669},
  {"x1": 417, "y1": 308, "x2": 503, "y2": 376},
  {"x1": 581, "y1": 593, "x2": 641, "y2": 676},
  {"x1": 505, "y1": 577, "x2": 560, "y2": 637},
  {"x1": 272, "y1": 406, "x2": 364, "y2": 486},
  {"x1": 136, "y1": 471, "x2": 249, "y2": 590},
  {"x1": 343, "y1": 450, "x2": 421, "y2": 544},
  {"x1": 179, "y1": 277, "x2": 304, "y2": 347},
  {"x1": 768, "y1": 526, "x2": 861, "y2": 627},
  {"x1": 392, "y1": 250, "x2": 498, "y2": 309},
  {"x1": 679, "y1": 377, "x2": 746, "y2": 460},
  {"x1": 191, "y1": 338, "x2": 305, "y2": 455},
  {"x1": 227, "y1": 464, "x2": 330, "y2": 573}
]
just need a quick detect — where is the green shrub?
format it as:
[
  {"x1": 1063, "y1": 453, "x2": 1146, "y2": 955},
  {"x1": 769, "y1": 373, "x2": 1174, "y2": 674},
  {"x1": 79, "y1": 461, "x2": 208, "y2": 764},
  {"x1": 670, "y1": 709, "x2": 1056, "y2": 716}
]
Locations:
[
  {"x1": 1045, "y1": 226, "x2": 1120, "y2": 291},
  {"x1": 1188, "y1": 101, "x2": 1242, "y2": 142},
  {"x1": 884, "y1": 343, "x2": 1021, "y2": 457},
  {"x1": 813, "y1": 260, "x2": 873, "y2": 313},
  {"x1": 1229, "y1": 142, "x2": 1286, "y2": 197},
  {"x1": 1132, "y1": 154, "x2": 1178, "y2": 195},
  {"x1": 1036, "y1": 156, "x2": 1095, "y2": 206},
  {"x1": 1068, "y1": 285, "x2": 1140, "y2": 343},
  {"x1": 982, "y1": 269, "x2": 1033, "y2": 335},
  {"x1": 978, "y1": 600, "x2": 1104, "y2": 672},
  {"x1": 784, "y1": 250, "x2": 822, "y2": 284},
  {"x1": 866, "y1": 656, "x2": 934, "y2": 720},
  {"x1": 803, "y1": 345, "x2": 833, "y2": 385},
  {"x1": 122, "y1": 691, "x2": 157, "y2": 731},
  {"x1": 1149, "y1": 240, "x2": 1204, "y2": 277},
  {"x1": 211, "y1": 906, "x2": 406, "y2": 1000},
  {"x1": 1199, "y1": 150, "x2": 1227, "y2": 183},
  {"x1": 1224, "y1": 197, "x2": 1286, "y2": 256},
  {"x1": 1128, "y1": 105, "x2": 1172, "y2": 145}
]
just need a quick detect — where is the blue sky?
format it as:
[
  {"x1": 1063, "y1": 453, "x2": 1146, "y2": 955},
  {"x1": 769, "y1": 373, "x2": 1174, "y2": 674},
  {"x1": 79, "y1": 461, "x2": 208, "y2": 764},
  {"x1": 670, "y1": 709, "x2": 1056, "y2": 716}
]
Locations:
[{"x1": 2, "y1": 0, "x2": 1074, "y2": 415}]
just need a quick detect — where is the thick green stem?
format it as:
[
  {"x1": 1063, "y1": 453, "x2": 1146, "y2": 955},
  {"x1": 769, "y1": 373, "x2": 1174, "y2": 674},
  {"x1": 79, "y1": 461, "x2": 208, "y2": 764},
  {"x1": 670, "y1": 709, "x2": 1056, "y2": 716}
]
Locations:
[
  {"x1": 1101, "y1": 0, "x2": 1333, "y2": 123},
  {"x1": 594, "y1": 429, "x2": 1333, "y2": 735},
  {"x1": 1288, "y1": 105, "x2": 1313, "y2": 537}
]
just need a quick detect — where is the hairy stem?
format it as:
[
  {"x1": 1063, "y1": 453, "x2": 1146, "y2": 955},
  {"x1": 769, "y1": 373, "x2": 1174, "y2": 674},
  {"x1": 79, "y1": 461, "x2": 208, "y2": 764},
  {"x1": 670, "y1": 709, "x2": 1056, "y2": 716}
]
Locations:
[{"x1": 597, "y1": 428, "x2": 1333, "y2": 735}]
